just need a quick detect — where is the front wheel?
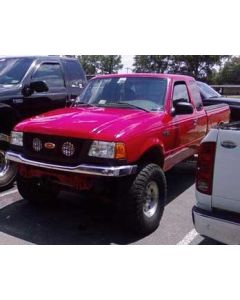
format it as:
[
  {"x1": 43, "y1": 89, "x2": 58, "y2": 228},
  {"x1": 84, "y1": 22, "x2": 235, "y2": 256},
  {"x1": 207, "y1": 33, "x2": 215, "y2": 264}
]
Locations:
[
  {"x1": 17, "y1": 176, "x2": 60, "y2": 204},
  {"x1": 121, "y1": 164, "x2": 167, "y2": 235},
  {"x1": 0, "y1": 150, "x2": 17, "y2": 190}
]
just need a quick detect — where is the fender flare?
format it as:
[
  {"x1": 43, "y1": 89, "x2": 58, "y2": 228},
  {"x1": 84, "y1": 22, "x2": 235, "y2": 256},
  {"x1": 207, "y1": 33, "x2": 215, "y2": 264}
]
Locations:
[{"x1": 137, "y1": 137, "x2": 165, "y2": 167}]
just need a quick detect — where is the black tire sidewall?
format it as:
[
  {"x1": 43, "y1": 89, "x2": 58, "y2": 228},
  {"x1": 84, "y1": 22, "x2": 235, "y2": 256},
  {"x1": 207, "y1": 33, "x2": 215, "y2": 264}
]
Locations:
[
  {"x1": 0, "y1": 152, "x2": 17, "y2": 190},
  {"x1": 126, "y1": 164, "x2": 167, "y2": 235}
]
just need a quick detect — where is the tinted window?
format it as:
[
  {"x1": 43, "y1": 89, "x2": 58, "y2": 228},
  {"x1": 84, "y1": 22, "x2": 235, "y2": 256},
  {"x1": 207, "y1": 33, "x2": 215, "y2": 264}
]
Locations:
[
  {"x1": 79, "y1": 77, "x2": 167, "y2": 111},
  {"x1": 173, "y1": 82, "x2": 190, "y2": 103},
  {"x1": 0, "y1": 57, "x2": 33, "y2": 86},
  {"x1": 189, "y1": 80, "x2": 202, "y2": 108},
  {"x1": 31, "y1": 63, "x2": 65, "y2": 88},
  {"x1": 65, "y1": 60, "x2": 85, "y2": 83},
  {"x1": 197, "y1": 81, "x2": 221, "y2": 99}
]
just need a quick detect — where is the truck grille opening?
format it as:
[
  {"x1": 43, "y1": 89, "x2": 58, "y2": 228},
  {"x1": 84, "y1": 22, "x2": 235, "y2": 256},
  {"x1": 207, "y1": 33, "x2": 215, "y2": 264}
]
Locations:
[{"x1": 23, "y1": 133, "x2": 85, "y2": 165}]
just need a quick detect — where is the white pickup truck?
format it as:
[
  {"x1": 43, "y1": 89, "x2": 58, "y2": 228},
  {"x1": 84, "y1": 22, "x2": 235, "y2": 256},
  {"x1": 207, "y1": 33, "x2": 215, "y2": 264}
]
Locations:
[{"x1": 193, "y1": 122, "x2": 240, "y2": 244}]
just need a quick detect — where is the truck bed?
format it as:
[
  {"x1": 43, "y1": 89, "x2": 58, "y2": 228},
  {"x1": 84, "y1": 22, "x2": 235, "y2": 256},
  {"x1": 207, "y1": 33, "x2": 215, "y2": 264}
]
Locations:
[{"x1": 204, "y1": 103, "x2": 230, "y2": 130}]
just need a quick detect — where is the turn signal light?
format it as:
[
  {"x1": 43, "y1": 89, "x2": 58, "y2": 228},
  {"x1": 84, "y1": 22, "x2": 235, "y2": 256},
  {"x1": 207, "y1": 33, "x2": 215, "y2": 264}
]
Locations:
[{"x1": 115, "y1": 143, "x2": 126, "y2": 159}]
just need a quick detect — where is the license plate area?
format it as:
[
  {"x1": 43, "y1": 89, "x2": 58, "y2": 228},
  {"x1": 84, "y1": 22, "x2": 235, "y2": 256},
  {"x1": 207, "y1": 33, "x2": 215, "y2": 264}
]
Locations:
[{"x1": 18, "y1": 164, "x2": 93, "y2": 191}]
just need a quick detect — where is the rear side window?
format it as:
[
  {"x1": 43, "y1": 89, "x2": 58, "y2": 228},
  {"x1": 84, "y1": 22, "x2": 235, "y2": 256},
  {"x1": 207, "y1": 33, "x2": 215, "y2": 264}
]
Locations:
[
  {"x1": 189, "y1": 80, "x2": 203, "y2": 109},
  {"x1": 65, "y1": 60, "x2": 86, "y2": 86},
  {"x1": 173, "y1": 82, "x2": 190, "y2": 104},
  {"x1": 31, "y1": 63, "x2": 65, "y2": 88}
]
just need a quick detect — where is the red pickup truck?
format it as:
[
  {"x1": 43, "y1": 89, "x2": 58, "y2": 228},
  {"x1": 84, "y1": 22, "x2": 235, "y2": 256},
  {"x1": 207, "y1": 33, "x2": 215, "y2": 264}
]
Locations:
[{"x1": 6, "y1": 74, "x2": 230, "y2": 234}]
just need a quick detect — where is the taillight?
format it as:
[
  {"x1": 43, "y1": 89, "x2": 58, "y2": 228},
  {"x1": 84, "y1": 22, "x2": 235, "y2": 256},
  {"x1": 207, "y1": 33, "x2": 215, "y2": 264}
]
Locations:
[{"x1": 196, "y1": 142, "x2": 216, "y2": 195}]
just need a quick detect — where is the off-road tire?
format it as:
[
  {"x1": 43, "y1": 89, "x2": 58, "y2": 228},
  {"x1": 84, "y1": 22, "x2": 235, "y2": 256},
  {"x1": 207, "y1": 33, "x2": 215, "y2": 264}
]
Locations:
[{"x1": 119, "y1": 164, "x2": 167, "y2": 235}]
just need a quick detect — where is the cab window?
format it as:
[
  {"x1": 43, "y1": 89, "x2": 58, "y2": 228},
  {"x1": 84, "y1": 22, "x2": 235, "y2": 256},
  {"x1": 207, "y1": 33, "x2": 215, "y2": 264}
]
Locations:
[
  {"x1": 189, "y1": 80, "x2": 203, "y2": 109},
  {"x1": 173, "y1": 82, "x2": 190, "y2": 105},
  {"x1": 31, "y1": 63, "x2": 65, "y2": 88}
]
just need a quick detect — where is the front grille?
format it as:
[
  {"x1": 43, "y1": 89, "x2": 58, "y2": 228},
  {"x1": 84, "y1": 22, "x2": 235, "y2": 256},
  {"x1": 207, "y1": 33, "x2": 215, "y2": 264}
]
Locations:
[{"x1": 23, "y1": 133, "x2": 85, "y2": 165}]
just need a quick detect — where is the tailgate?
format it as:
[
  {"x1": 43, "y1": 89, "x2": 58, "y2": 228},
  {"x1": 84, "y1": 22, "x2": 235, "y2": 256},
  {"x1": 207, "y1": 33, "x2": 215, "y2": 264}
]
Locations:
[
  {"x1": 212, "y1": 123, "x2": 240, "y2": 213},
  {"x1": 205, "y1": 103, "x2": 230, "y2": 130}
]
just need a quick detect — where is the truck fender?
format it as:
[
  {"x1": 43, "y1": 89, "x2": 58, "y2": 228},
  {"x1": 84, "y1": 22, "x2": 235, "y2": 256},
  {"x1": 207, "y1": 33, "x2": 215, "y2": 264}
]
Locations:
[{"x1": 137, "y1": 138, "x2": 165, "y2": 168}]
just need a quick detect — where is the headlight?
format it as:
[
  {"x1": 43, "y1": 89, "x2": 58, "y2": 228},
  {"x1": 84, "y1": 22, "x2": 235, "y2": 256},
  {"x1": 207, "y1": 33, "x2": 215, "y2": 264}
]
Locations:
[
  {"x1": 88, "y1": 141, "x2": 126, "y2": 159},
  {"x1": 10, "y1": 131, "x2": 23, "y2": 146}
]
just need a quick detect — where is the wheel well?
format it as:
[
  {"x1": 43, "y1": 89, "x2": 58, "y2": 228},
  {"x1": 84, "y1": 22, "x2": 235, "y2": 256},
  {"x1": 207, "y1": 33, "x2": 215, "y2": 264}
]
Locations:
[
  {"x1": 138, "y1": 146, "x2": 164, "y2": 168},
  {"x1": 0, "y1": 107, "x2": 20, "y2": 134}
]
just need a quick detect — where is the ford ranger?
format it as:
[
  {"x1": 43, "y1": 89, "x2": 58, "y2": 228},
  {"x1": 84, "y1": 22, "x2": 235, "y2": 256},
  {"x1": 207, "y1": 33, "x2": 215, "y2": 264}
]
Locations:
[
  {"x1": 0, "y1": 56, "x2": 86, "y2": 189},
  {"x1": 193, "y1": 122, "x2": 240, "y2": 244},
  {"x1": 6, "y1": 74, "x2": 230, "y2": 234}
]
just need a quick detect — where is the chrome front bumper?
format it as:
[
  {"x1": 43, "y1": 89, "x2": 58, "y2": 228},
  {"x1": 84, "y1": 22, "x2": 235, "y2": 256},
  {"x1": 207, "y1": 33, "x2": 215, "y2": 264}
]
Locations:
[
  {"x1": 193, "y1": 206, "x2": 240, "y2": 245},
  {"x1": 5, "y1": 151, "x2": 138, "y2": 177}
]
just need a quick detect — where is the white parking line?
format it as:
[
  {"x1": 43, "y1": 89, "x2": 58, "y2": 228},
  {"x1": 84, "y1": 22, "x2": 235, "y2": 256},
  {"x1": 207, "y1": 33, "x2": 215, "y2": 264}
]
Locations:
[
  {"x1": 0, "y1": 188, "x2": 18, "y2": 198},
  {"x1": 177, "y1": 229, "x2": 199, "y2": 245}
]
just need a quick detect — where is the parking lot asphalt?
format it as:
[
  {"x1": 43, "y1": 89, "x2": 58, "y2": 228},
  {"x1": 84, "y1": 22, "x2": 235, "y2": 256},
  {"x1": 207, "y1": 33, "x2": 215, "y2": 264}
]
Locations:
[{"x1": 0, "y1": 163, "x2": 220, "y2": 245}]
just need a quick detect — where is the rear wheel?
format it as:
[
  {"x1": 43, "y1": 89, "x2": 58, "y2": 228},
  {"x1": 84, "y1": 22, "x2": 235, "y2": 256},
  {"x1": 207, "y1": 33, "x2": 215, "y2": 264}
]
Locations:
[
  {"x1": 17, "y1": 176, "x2": 60, "y2": 204},
  {"x1": 118, "y1": 163, "x2": 167, "y2": 235},
  {"x1": 0, "y1": 150, "x2": 17, "y2": 190}
]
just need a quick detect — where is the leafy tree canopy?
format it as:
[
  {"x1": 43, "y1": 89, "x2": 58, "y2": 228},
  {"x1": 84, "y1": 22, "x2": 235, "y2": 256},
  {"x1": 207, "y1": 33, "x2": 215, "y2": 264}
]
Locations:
[
  {"x1": 78, "y1": 55, "x2": 123, "y2": 75},
  {"x1": 133, "y1": 55, "x2": 229, "y2": 80},
  {"x1": 215, "y1": 56, "x2": 240, "y2": 84}
]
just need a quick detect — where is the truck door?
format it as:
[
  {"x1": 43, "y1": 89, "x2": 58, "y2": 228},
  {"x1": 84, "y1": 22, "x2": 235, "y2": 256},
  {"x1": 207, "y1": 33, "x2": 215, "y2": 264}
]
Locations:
[
  {"x1": 188, "y1": 80, "x2": 208, "y2": 147},
  {"x1": 212, "y1": 128, "x2": 240, "y2": 213},
  {"x1": 171, "y1": 81, "x2": 196, "y2": 156},
  {"x1": 19, "y1": 62, "x2": 68, "y2": 118}
]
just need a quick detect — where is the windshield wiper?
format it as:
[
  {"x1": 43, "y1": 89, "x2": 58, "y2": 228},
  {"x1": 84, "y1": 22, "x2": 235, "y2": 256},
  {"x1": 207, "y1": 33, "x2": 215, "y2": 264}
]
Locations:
[
  {"x1": 72, "y1": 101, "x2": 96, "y2": 108},
  {"x1": 108, "y1": 102, "x2": 149, "y2": 112}
]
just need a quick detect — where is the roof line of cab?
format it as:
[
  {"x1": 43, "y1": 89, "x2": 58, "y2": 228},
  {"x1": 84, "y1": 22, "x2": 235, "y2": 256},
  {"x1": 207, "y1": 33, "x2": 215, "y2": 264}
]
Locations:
[
  {"x1": 92, "y1": 73, "x2": 195, "y2": 80},
  {"x1": 0, "y1": 55, "x2": 79, "y2": 62}
]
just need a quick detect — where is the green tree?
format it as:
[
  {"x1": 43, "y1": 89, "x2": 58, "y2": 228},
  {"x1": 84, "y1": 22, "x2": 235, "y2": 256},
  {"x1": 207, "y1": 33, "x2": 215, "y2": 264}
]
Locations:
[
  {"x1": 170, "y1": 55, "x2": 228, "y2": 80},
  {"x1": 78, "y1": 55, "x2": 123, "y2": 75},
  {"x1": 78, "y1": 55, "x2": 101, "y2": 75},
  {"x1": 133, "y1": 55, "x2": 229, "y2": 80},
  {"x1": 216, "y1": 56, "x2": 240, "y2": 84},
  {"x1": 133, "y1": 55, "x2": 171, "y2": 73},
  {"x1": 99, "y1": 55, "x2": 123, "y2": 74}
]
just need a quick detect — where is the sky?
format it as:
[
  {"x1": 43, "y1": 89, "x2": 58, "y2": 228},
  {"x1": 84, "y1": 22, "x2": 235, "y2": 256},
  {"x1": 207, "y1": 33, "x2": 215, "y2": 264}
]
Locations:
[{"x1": 120, "y1": 55, "x2": 134, "y2": 73}]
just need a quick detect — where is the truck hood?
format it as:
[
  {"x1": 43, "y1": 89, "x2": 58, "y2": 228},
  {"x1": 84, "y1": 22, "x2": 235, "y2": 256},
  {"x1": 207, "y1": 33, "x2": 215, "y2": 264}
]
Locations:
[{"x1": 15, "y1": 106, "x2": 165, "y2": 141}]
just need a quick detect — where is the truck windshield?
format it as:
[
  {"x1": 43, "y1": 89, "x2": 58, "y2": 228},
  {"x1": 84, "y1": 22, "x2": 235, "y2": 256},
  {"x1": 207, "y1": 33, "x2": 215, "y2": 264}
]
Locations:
[
  {"x1": 78, "y1": 77, "x2": 167, "y2": 112},
  {"x1": 197, "y1": 81, "x2": 221, "y2": 99},
  {"x1": 0, "y1": 57, "x2": 34, "y2": 86}
]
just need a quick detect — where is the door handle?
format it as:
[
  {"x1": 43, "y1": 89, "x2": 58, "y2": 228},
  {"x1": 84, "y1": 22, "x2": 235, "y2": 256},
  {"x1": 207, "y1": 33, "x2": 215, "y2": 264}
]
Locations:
[
  {"x1": 193, "y1": 119, "x2": 197, "y2": 126},
  {"x1": 221, "y1": 141, "x2": 237, "y2": 149}
]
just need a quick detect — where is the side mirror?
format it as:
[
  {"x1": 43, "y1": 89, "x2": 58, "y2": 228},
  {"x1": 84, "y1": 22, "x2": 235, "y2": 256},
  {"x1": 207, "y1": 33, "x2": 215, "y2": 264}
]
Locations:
[
  {"x1": 22, "y1": 81, "x2": 49, "y2": 97},
  {"x1": 173, "y1": 101, "x2": 194, "y2": 115}
]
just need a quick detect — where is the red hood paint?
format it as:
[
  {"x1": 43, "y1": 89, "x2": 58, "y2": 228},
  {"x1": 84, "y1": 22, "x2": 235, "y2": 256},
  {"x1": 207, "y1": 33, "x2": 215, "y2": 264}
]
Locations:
[{"x1": 15, "y1": 107, "x2": 166, "y2": 141}]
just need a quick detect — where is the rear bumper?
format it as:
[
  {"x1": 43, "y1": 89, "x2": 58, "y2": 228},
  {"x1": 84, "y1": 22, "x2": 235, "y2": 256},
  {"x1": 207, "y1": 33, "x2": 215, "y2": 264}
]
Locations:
[
  {"x1": 5, "y1": 151, "x2": 138, "y2": 177},
  {"x1": 192, "y1": 206, "x2": 240, "y2": 245}
]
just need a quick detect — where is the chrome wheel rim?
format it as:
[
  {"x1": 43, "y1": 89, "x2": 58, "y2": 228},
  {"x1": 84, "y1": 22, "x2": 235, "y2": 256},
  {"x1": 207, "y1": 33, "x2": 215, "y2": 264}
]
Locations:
[
  {"x1": 0, "y1": 150, "x2": 10, "y2": 178},
  {"x1": 143, "y1": 181, "x2": 159, "y2": 218}
]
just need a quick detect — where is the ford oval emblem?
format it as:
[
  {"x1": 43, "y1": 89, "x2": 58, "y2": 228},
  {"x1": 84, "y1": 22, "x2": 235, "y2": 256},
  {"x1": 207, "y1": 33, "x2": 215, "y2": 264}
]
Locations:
[{"x1": 44, "y1": 142, "x2": 56, "y2": 150}]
